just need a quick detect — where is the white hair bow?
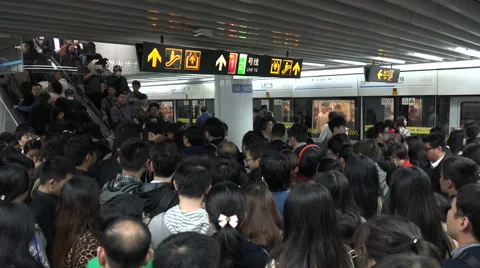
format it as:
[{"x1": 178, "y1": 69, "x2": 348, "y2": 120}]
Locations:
[{"x1": 218, "y1": 214, "x2": 239, "y2": 229}]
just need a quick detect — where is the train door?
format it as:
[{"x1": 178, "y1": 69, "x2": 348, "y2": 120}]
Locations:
[
  {"x1": 150, "y1": 100, "x2": 175, "y2": 122},
  {"x1": 449, "y1": 96, "x2": 480, "y2": 130},
  {"x1": 175, "y1": 99, "x2": 215, "y2": 126},
  {"x1": 253, "y1": 98, "x2": 293, "y2": 124}
]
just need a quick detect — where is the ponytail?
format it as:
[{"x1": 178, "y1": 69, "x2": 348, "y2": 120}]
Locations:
[
  {"x1": 215, "y1": 218, "x2": 246, "y2": 268},
  {"x1": 411, "y1": 237, "x2": 442, "y2": 261}
]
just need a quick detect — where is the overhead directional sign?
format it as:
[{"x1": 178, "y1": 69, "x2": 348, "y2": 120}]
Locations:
[
  {"x1": 138, "y1": 42, "x2": 303, "y2": 78},
  {"x1": 364, "y1": 65, "x2": 401, "y2": 83}
]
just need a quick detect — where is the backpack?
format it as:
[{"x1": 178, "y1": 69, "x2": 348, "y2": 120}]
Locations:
[
  {"x1": 141, "y1": 185, "x2": 178, "y2": 219},
  {"x1": 100, "y1": 179, "x2": 142, "y2": 205}
]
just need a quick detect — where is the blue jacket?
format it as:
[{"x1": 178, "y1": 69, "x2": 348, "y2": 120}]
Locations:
[
  {"x1": 444, "y1": 245, "x2": 480, "y2": 268},
  {"x1": 196, "y1": 113, "x2": 211, "y2": 126}
]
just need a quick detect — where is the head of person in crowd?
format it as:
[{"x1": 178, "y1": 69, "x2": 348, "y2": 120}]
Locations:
[
  {"x1": 64, "y1": 88, "x2": 75, "y2": 99},
  {"x1": 174, "y1": 156, "x2": 213, "y2": 200},
  {"x1": 447, "y1": 129, "x2": 466, "y2": 155},
  {"x1": 327, "y1": 133, "x2": 353, "y2": 168},
  {"x1": 269, "y1": 182, "x2": 353, "y2": 268},
  {"x1": 464, "y1": 120, "x2": 477, "y2": 130},
  {"x1": 206, "y1": 182, "x2": 259, "y2": 268},
  {"x1": 241, "y1": 131, "x2": 260, "y2": 153},
  {"x1": 297, "y1": 144, "x2": 322, "y2": 181},
  {"x1": 446, "y1": 184, "x2": 480, "y2": 254},
  {"x1": 113, "y1": 122, "x2": 142, "y2": 153},
  {"x1": 38, "y1": 156, "x2": 75, "y2": 196},
  {"x1": 183, "y1": 125, "x2": 205, "y2": 148},
  {"x1": 106, "y1": 86, "x2": 116, "y2": 97},
  {"x1": 216, "y1": 141, "x2": 240, "y2": 160},
  {"x1": 212, "y1": 156, "x2": 248, "y2": 186},
  {"x1": 143, "y1": 121, "x2": 164, "y2": 143},
  {"x1": 287, "y1": 123, "x2": 308, "y2": 150},
  {"x1": 132, "y1": 80, "x2": 141, "y2": 92},
  {"x1": 440, "y1": 156, "x2": 479, "y2": 197},
  {"x1": 317, "y1": 157, "x2": 343, "y2": 173},
  {"x1": 23, "y1": 139, "x2": 42, "y2": 164},
  {"x1": 353, "y1": 216, "x2": 442, "y2": 268},
  {"x1": 116, "y1": 91, "x2": 127, "y2": 106},
  {"x1": 328, "y1": 115, "x2": 347, "y2": 136},
  {"x1": 0, "y1": 132, "x2": 17, "y2": 148},
  {"x1": 344, "y1": 155, "x2": 380, "y2": 220},
  {"x1": 466, "y1": 125, "x2": 480, "y2": 145},
  {"x1": 313, "y1": 170, "x2": 360, "y2": 217},
  {"x1": 97, "y1": 218, "x2": 153, "y2": 268},
  {"x1": 327, "y1": 111, "x2": 338, "y2": 122},
  {"x1": 372, "y1": 122, "x2": 389, "y2": 143},
  {"x1": 244, "y1": 138, "x2": 269, "y2": 171},
  {"x1": 113, "y1": 65, "x2": 123, "y2": 77},
  {"x1": 41, "y1": 137, "x2": 65, "y2": 161},
  {"x1": 372, "y1": 255, "x2": 442, "y2": 268},
  {"x1": 138, "y1": 93, "x2": 148, "y2": 107},
  {"x1": 149, "y1": 102, "x2": 160, "y2": 117},
  {"x1": 0, "y1": 163, "x2": 31, "y2": 202},
  {"x1": 271, "y1": 123, "x2": 286, "y2": 141},
  {"x1": 422, "y1": 133, "x2": 446, "y2": 163},
  {"x1": 149, "y1": 142, "x2": 183, "y2": 182},
  {"x1": 430, "y1": 126, "x2": 447, "y2": 139},
  {"x1": 240, "y1": 183, "x2": 282, "y2": 250},
  {"x1": 386, "y1": 142, "x2": 409, "y2": 167},
  {"x1": 404, "y1": 135, "x2": 427, "y2": 169},
  {"x1": 119, "y1": 138, "x2": 150, "y2": 179},
  {"x1": 281, "y1": 149, "x2": 298, "y2": 179},
  {"x1": 261, "y1": 151, "x2": 292, "y2": 192},
  {"x1": 260, "y1": 116, "x2": 275, "y2": 139},
  {"x1": 0, "y1": 201, "x2": 43, "y2": 268},
  {"x1": 353, "y1": 138, "x2": 382, "y2": 163},
  {"x1": 53, "y1": 176, "x2": 101, "y2": 268},
  {"x1": 32, "y1": 83, "x2": 43, "y2": 97},
  {"x1": 395, "y1": 115, "x2": 408, "y2": 129},
  {"x1": 203, "y1": 117, "x2": 225, "y2": 141},
  {"x1": 153, "y1": 232, "x2": 220, "y2": 268},
  {"x1": 63, "y1": 135, "x2": 97, "y2": 174},
  {"x1": 15, "y1": 124, "x2": 36, "y2": 149},
  {"x1": 463, "y1": 143, "x2": 480, "y2": 166},
  {"x1": 389, "y1": 167, "x2": 453, "y2": 257}
]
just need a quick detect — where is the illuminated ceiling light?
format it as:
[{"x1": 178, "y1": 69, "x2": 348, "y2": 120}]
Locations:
[
  {"x1": 217, "y1": 21, "x2": 226, "y2": 25},
  {"x1": 147, "y1": 10, "x2": 160, "y2": 13},
  {"x1": 453, "y1": 47, "x2": 480, "y2": 58},
  {"x1": 372, "y1": 56, "x2": 406, "y2": 64},
  {"x1": 409, "y1": 52, "x2": 443, "y2": 61},
  {"x1": 148, "y1": 17, "x2": 159, "y2": 21},
  {"x1": 151, "y1": 24, "x2": 157, "y2": 27},
  {"x1": 303, "y1": 62, "x2": 326, "y2": 67},
  {"x1": 238, "y1": 36, "x2": 247, "y2": 39},
  {"x1": 332, "y1": 59, "x2": 367, "y2": 65}
]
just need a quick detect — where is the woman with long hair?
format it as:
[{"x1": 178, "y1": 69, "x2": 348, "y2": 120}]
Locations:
[
  {"x1": 344, "y1": 155, "x2": 381, "y2": 220},
  {"x1": 353, "y1": 216, "x2": 442, "y2": 268},
  {"x1": 206, "y1": 181, "x2": 268, "y2": 268},
  {"x1": 52, "y1": 176, "x2": 101, "y2": 268},
  {"x1": 268, "y1": 182, "x2": 352, "y2": 268},
  {"x1": 404, "y1": 136, "x2": 428, "y2": 170},
  {"x1": 446, "y1": 129, "x2": 466, "y2": 156},
  {"x1": 388, "y1": 167, "x2": 454, "y2": 257},
  {"x1": 239, "y1": 183, "x2": 282, "y2": 251},
  {"x1": 395, "y1": 116, "x2": 411, "y2": 138}
]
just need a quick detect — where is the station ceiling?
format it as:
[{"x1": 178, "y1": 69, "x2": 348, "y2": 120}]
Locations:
[{"x1": 2, "y1": 0, "x2": 480, "y2": 68}]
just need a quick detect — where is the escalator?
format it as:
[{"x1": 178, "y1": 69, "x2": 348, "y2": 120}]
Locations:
[{"x1": 0, "y1": 84, "x2": 26, "y2": 133}]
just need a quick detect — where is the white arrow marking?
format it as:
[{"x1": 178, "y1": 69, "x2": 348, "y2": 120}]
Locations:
[{"x1": 216, "y1": 54, "x2": 227, "y2": 71}]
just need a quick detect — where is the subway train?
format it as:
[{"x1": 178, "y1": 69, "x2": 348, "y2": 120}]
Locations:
[{"x1": 134, "y1": 66, "x2": 480, "y2": 141}]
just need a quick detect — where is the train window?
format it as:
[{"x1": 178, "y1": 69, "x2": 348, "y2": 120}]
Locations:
[
  {"x1": 160, "y1": 101, "x2": 174, "y2": 122},
  {"x1": 292, "y1": 98, "x2": 313, "y2": 128},
  {"x1": 399, "y1": 97, "x2": 436, "y2": 135},
  {"x1": 175, "y1": 100, "x2": 191, "y2": 124},
  {"x1": 438, "y1": 97, "x2": 450, "y2": 132},
  {"x1": 461, "y1": 101, "x2": 480, "y2": 126},
  {"x1": 273, "y1": 99, "x2": 292, "y2": 123},
  {"x1": 364, "y1": 97, "x2": 395, "y2": 126}
]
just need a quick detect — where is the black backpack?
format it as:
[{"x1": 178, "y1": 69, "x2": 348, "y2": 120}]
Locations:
[
  {"x1": 136, "y1": 184, "x2": 178, "y2": 221},
  {"x1": 100, "y1": 179, "x2": 142, "y2": 205}
]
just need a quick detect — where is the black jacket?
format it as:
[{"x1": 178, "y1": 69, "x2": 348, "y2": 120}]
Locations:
[
  {"x1": 248, "y1": 168, "x2": 262, "y2": 184},
  {"x1": 270, "y1": 139, "x2": 291, "y2": 151},
  {"x1": 30, "y1": 191, "x2": 57, "y2": 258},
  {"x1": 425, "y1": 152, "x2": 451, "y2": 193},
  {"x1": 184, "y1": 145, "x2": 206, "y2": 156},
  {"x1": 205, "y1": 138, "x2": 225, "y2": 156},
  {"x1": 135, "y1": 182, "x2": 179, "y2": 218},
  {"x1": 29, "y1": 103, "x2": 52, "y2": 135},
  {"x1": 96, "y1": 157, "x2": 122, "y2": 188},
  {"x1": 444, "y1": 246, "x2": 480, "y2": 268}
]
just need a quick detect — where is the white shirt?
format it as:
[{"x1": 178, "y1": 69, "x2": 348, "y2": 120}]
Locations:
[{"x1": 430, "y1": 155, "x2": 445, "y2": 168}]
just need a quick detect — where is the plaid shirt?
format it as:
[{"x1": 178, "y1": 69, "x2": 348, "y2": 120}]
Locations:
[{"x1": 102, "y1": 173, "x2": 142, "y2": 191}]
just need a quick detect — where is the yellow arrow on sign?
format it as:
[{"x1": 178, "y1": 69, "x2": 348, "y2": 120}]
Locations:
[
  {"x1": 377, "y1": 70, "x2": 383, "y2": 80},
  {"x1": 293, "y1": 62, "x2": 301, "y2": 75},
  {"x1": 147, "y1": 48, "x2": 162, "y2": 68}
]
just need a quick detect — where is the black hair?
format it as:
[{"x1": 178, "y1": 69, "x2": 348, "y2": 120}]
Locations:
[
  {"x1": 101, "y1": 218, "x2": 151, "y2": 268},
  {"x1": 138, "y1": 94, "x2": 148, "y2": 100},
  {"x1": 206, "y1": 182, "x2": 248, "y2": 268},
  {"x1": 64, "y1": 88, "x2": 74, "y2": 97},
  {"x1": 366, "y1": 127, "x2": 376, "y2": 139},
  {"x1": 143, "y1": 122, "x2": 165, "y2": 137},
  {"x1": 328, "y1": 111, "x2": 338, "y2": 121},
  {"x1": 244, "y1": 138, "x2": 270, "y2": 159},
  {"x1": 39, "y1": 156, "x2": 75, "y2": 185},
  {"x1": 434, "y1": 192, "x2": 450, "y2": 223},
  {"x1": 317, "y1": 158, "x2": 343, "y2": 173},
  {"x1": 5, "y1": 153, "x2": 34, "y2": 170},
  {"x1": 394, "y1": 116, "x2": 407, "y2": 129},
  {"x1": 113, "y1": 122, "x2": 142, "y2": 152},
  {"x1": 442, "y1": 156, "x2": 479, "y2": 191},
  {"x1": 269, "y1": 182, "x2": 352, "y2": 268},
  {"x1": 288, "y1": 123, "x2": 308, "y2": 143},
  {"x1": 63, "y1": 135, "x2": 96, "y2": 166},
  {"x1": 447, "y1": 130, "x2": 466, "y2": 155},
  {"x1": 373, "y1": 122, "x2": 387, "y2": 138},
  {"x1": 456, "y1": 184, "x2": 480, "y2": 241},
  {"x1": 430, "y1": 127, "x2": 447, "y2": 139},
  {"x1": 328, "y1": 134, "x2": 352, "y2": 162},
  {"x1": 336, "y1": 210, "x2": 362, "y2": 246},
  {"x1": 271, "y1": 123, "x2": 286, "y2": 138},
  {"x1": 150, "y1": 142, "x2": 184, "y2": 178},
  {"x1": 389, "y1": 167, "x2": 453, "y2": 257},
  {"x1": 0, "y1": 132, "x2": 16, "y2": 146},
  {"x1": 50, "y1": 79, "x2": 63, "y2": 95},
  {"x1": 203, "y1": 118, "x2": 225, "y2": 139},
  {"x1": 261, "y1": 151, "x2": 292, "y2": 192},
  {"x1": 404, "y1": 136, "x2": 427, "y2": 169},
  {"x1": 387, "y1": 142, "x2": 408, "y2": 160},
  {"x1": 353, "y1": 216, "x2": 442, "y2": 268},
  {"x1": 15, "y1": 124, "x2": 35, "y2": 142},
  {"x1": 260, "y1": 116, "x2": 275, "y2": 131},
  {"x1": 132, "y1": 80, "x2": 141, "y2": 87},
  {"x1": 149, "y1": 102, "x2": 160, "y2": 110},
  {"x1": 212, "y1": 156, "x2": 248, "y2": 187},
  {"x1": 153, "y1": 232, "x2": 220, "y2": 268},
  {"x1": 242, "y1": 131, "x2": 261, "y2": 149},
  {"x1": 344, "y1": 155, "x2": 380, "y2": 219},
  {"x1": 281, "y1": 149, "x2": 298, "y2": 172},
  {"x1": 372, "y1": 254, "x2": 442, "y2": 268},
  {"x1": 385, "y1": 119, "x2": 395, "y2": 129},
  {"x1": 328, "y1": 116, "x2": 346, "y2": 132},
  {"x1": 463, "y1": 143, "x2": 480, "y2": 166},
  {"x1": 115, "y1": 91, "x2": 127, "y2": 98},
  {"x1": 312, "y1": 170, "x2": 360, "y2": 216},
  {"x1": 200, "y1": 106, "x2": 208, "y2": 112},
  {"x1": 298, "y1": 145, "x2": 322, "y2": 178},
  {"x1": 173, "y1": 156, "x2": 212, "y2": 198},
  {"x1": 464, "y1": 120, "x2": 477, "y2": 129},
  {"x1": 466, "y1": 125, "x2": 480, "y2": 145},
  {"x1": 119, "y1": 138, "x2": 150, "y2": 172},
  {"x1": 42, "y1": 137, "x2": 65, "y2": 161},
  {"x1": 422, "y1": 133, "x2": 446, "y2": 152},
  {"x1": 23, "y1": 139, "x2": 42, "y2": 155},
  {"x1": 0, "y1": 164, "x2": 30, "y2": 201},
  {"x1": 353, "y1": 139, "x2": 382, "y2": 163},
  {"x1": 0, "y1": 202, "x2": 43, "y2": 268},
  {"x1": 183, "y1": 126, "x2": 205, "y2": 146}
]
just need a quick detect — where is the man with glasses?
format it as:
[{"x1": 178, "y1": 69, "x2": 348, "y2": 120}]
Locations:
[{"x1": 423, "y1": 133, "x2": 450, "y2": 193}]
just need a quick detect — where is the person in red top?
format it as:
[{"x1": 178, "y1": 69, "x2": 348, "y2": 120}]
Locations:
[{"x1": 387, "y1": 143, "x2": 412, "y2": 167}]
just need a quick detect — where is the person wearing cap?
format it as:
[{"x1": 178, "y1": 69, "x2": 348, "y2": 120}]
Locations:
[
  {"x1": 107, "y1": 65, "x2": 129, "y2": 95},
  {"x1": 127, "y1": 80, "x2": 142, "y2": 107}
]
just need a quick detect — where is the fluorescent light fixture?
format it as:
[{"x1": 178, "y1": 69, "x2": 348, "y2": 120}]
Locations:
[
  {"x1": 372, "y1": 57, "x2": 406, "y2": 64},
  {"x1": 332, "y1": 59, "x2": 367, "y2": 66},
  {"x1": 453, "y1": 47, "x2": 480, "y2": 58},
  {"x1": 302, "y1": 67, "x2": 364, "y2": 77},
  {"x1": 409, "y1": 52, "x2": 443, "y2": 61},
  {"x1": 302, "y1": 62, "x2": 326, "y2": 67}
]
